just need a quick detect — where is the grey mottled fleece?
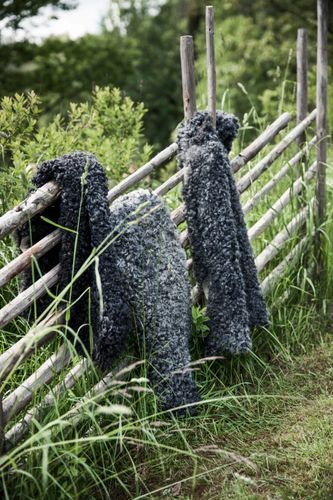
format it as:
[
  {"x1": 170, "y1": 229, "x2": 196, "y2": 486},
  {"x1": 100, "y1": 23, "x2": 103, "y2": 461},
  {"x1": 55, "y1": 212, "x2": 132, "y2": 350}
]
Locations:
[
  {"x1": 17, "y1": 152, "x2": 199, "y2": 413},
  {"x1": 176, "y1": 111, "x2": 269, "y2": 355}
]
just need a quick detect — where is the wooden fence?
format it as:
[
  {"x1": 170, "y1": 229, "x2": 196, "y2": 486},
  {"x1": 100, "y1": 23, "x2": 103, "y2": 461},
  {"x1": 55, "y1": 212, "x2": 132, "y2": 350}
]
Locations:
[{"x1": 0, "y1": 0, "x2": 328, "y2": 452}]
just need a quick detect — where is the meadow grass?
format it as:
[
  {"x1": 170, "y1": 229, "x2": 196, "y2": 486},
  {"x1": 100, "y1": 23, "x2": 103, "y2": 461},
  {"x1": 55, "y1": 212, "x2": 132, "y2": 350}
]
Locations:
[{"x1": 0, "y1": 107, "x2": 332, "y2": 499}]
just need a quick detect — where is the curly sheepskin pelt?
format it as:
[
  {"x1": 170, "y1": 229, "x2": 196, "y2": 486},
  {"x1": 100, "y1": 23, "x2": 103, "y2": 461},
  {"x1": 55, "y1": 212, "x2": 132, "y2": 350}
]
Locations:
[
  {"x1": 16, "y1": 151, "x2": 199, "y2": 413},
  {"x1": 176, "y1": 111, "x2": 269, "y2": 356}
]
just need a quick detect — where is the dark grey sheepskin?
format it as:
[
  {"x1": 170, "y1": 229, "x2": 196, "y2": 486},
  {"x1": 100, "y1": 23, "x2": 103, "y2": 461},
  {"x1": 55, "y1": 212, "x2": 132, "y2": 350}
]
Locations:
[
  {"x1": 106, "y1": 189, "x2": 200, "y2": 413},
  {"x1": 176, "y1": 111, "x2": 269, "y2": 356},
  {"x1": 17, "y1": 152, "x2": 199, "y2": 413}
]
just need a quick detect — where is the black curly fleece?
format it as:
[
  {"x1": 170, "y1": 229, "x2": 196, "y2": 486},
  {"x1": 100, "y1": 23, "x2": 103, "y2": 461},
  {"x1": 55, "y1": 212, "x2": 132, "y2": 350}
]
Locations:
[
  {"x1": 176, "y1": 111, "x2": 269, "y2": 356},
  {"x1": 17, "y1": 152, "x2": 199, "y2": 413},
  {"x1": 17, "y1": 151, "x2": 131, "y2": 357}
]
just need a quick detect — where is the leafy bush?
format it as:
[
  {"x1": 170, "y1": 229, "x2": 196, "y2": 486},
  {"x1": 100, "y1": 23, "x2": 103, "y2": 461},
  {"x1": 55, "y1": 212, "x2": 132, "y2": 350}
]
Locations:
[{"x1": 0, "y1": 86, "x2": 151, "y2": 213}]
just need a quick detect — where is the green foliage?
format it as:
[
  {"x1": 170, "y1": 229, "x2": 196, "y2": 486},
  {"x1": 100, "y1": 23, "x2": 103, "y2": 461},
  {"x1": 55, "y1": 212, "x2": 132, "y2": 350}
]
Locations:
[
  {"x1": 0, "y1": 32, "x2": 135, "y2": 114},
  {"x1": 115, "y1": 0, "x2": 186, "y2": 149},
  {"x1": 0, "y1": 87, "x2": 151, "y2": 213},
  {"x1": 1, "y1": 0, "x2": 332, "y2": 148},
  {"x1": 0, "y1": 0, "x2": 77, "y2": 29},
  {"x1": 195, "y1": 0, "x2": 332, "y2": 133},
  {"x1": 0, "y1": 0, "x2": 185, "y2": 150},
  {"x1": 192, "y1": 306, "x2": 209, "y2": 334},
  {"x1": 0, "y1": 91, "x2": 40, "y2": 212}
]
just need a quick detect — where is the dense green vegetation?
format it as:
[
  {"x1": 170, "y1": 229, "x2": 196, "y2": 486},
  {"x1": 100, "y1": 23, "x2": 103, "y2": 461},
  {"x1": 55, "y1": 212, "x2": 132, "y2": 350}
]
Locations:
[
  {"x1": 0, "y1": 1, "x2": 332, "y2": 498},
  {"x1": 0, "y1": 88, "x2": 150, "y2": 212},
  {"x1": 0, "y1": 0, "x2": 76, "y2": 29},
  {"x1": 1, "y1": 0, "x2": 332, "y2": 149}
]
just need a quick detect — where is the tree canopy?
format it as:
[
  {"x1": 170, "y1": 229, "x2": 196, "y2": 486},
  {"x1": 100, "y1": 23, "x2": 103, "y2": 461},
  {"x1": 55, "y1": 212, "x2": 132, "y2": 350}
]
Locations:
[
  {"x1": 0, "y1": 0, "x2": 331, "y2": 149},
  {"x1": 0, "y1": 0, "x2": 77, "y2": 29}
]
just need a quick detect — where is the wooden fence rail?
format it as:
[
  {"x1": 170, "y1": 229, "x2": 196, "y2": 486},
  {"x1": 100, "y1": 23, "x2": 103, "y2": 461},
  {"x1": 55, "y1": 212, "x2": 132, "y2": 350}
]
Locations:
[
  {"x1": 237, "y1": 108, "x2": 316, "y2": 193},
  {"x1": 4, "y1": 358, "x2": 89, "y2": 451},
  {"x1": 2, "y1": 344, "x2": 70, "y2": 425},
  {"x1": 261, "y1": 236, "x2": 309, "y2": 294},
  {"x1": 0, "y1": 264, "x2": 60, "y2": 330},
  {"x1": 248, "y1": 160, "x2": 317, "y2": 241},
  {"x1": 255, "y1": 203, "x2": 310, "y2": 272},
  {"x1": 242, "y1": 135, "x2": 317, "y2": 215},
  {"x1": 4, "y1": 359, "x2": 136, "y2": 452},
  {"x1": 0, "y1": 310, "x2": 64, "y2": 383},
  {"x1": 0, "y1": 111, "x2": 291, "y2": 291}
]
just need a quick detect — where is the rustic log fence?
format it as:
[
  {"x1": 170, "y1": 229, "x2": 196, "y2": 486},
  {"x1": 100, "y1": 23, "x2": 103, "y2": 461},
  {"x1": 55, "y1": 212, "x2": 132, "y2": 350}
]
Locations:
[{"x1": 0, "y1": 1, "x2": 328, "y2": 452}]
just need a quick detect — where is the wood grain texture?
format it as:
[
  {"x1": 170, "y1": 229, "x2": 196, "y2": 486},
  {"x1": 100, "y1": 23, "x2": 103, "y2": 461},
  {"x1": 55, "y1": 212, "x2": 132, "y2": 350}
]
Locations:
[
  {"x1": 206, "y1": 6, "x2": 216, "y2": 128},
  {"x1": 237, "y1": 109, "x2": 317, "y2": 194},
  {"x1": 255, "y1": 204, "x2": 309, "y2": 273},
  {"x1": 0, "y1": 392, "x2": 3, "y2": 455},
  {"x1": 261, "y1": 236, "x2": 308, "y2": 295},
  {"x1": 5, "y1": 359, "x2": 89, "y2": 450},
  {"x1": 242, "y1": 135, "x2": 317, "y2": 215},
  {"x1": 296, "y1": 28, "x2": 308, "y2": 148},
  {"x1": 0, "y1": 181, "x2": 60, "y2": 241},
  {"x1": 0, "y1": 264, "x2": 60, "y2": 329},
  {"x1": 180, "y1": 35, "x2": 197, "y2": 122},
  {"x1": 316, "y1": 0, "x2": 328, "y2": 226},
  {"x1": 0, "y1": 229, "x2": 61, "y2": 288},
  {"x1": 154, "y1": 169, "x2": 185, "y2": 197},
  {"x1": 232, "y1": 112, "x2": 291, "y2": 174},
  {"x1": 2, "y1": 344, "x2": 71, "y2": 424},
  {"x1": 0, "y1": 310, "x2": 63, "y2": 382},
  {"x1": 248, "y1": 161, "x2": 317, "y2": 242},
  {"x1": 107, "y1": 143, "x2": 178, "y2": 202}
]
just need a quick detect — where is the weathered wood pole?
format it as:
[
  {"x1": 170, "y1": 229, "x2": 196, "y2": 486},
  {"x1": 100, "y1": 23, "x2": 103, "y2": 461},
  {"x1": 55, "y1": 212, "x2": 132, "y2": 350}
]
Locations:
[
  {"x1": 255, "y1": 204, "x2": 310, "y2": 272},
  {"x1": 315, "y1": 0, "x2": 328, "y2": 275},
  {"x1": 5, "y1": 359, "x2": 89, "y2": 451},
  {"x1": 242, "y1": 135, "x2": 317, "y2": 215},
  {"x1": 180, "y1": 33, "x2": 201, "y2": 296},
  {"x1": 296, "y1": 28, "x2": 309, "y2": 209},
  {"x1": 296, "y1": 28, "x2": 308, "y2": 149},
  {"x1": 180, "y1": 34, "x2": 197, "y2": 189},
  {"x1": 237, "y1": 109, "x2": 317, "y2": 194},
  {"x1": 180, "y1": 35, "x2": 197, "y2": 122},
  {"x1": 316, "y1": 0, "x2": 328, "y2": 224},
  {"x1": 2, "y1": 345, "x2": 70, "y2": 424},
  {"x1": 261, "y1": 236, "x2": 308, "y2": 295},
  {"x1": 248, "y1": 161, "x2": 318, "y2": 241},
  {"x1": 206, "y1": 6, "x2": 216, "y2": 127},
  {"x1": 0, "y1": 392, "x2": 3, "y2": 455}
]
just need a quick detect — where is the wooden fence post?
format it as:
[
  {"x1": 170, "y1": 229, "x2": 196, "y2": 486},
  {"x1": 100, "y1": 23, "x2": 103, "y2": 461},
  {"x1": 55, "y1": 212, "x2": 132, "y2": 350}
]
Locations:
[
  {"x1": 180, "y1": 35, "x2": 196, "y2": 123},
  {"x1": 315, "y1": 0, "x2": 328, "y2": 274},
  {"x1": 180, "y1": 33, "x2": 200, "y2": 298},
  {"x1": 296, "y1": 28, "x2": 308, "y2": 205},
  {"x1": 0, "y1": 392, "x2": 4, "y2": 454},
  {"x1": 296, "y1": 28, "x2": 308, "y2": 150},
  {"x1": 180, "y1": 35, "x2": 196, "y2": 186},
  {"x1": 206, "y1": 5, "x2": 216, "y2": 128}
]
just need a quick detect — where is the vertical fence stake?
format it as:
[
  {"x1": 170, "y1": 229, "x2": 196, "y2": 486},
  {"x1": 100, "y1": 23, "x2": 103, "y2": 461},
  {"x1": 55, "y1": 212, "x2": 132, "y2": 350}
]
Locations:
[
  {"x1": 296, "y1": 28, "x2": 308, "y2": 150},
  {"x1": 180, "y1": 34, "x2": 202, "y2": 299},
  {"x1": 180, "y1": 35, "x2": 197, "y2": 186},
  {"x1": 296, "y1": 28, "x2": 308, "y2": 206},
  {"x1": 206, "y1": 5, "x2": 216, "y2": 128},
  {"x1": 0, "y1": 392, "x2": 4, "y2": 454},
  {"x1": 180, "y1": 35, "x2": 197, "y2": 123},
  {"x1": 315, "y1": 0, "x2": 328, "y2": 275}
]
